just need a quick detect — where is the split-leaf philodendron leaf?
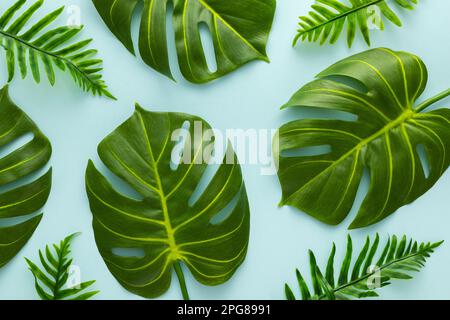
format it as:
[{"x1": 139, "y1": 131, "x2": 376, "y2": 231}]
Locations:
[
  {"x1": 0, "y1": 85, "x2": 52, "y2": 268},
  {"x1": 275, "y1": 48, "x2": 450, "y2": 229},
  {"x1": 85, "y1": 106, "x2": 250, "y2": 299},
  {"x1": 92, "y1": 0, "x2": 276, "y2": 83}
]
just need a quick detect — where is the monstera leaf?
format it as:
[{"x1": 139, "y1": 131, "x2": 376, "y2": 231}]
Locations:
[
  {"x1": 275, "y1": 48, "x2": 450, "y2": 229},
  {"x1": 0, "y1": 85, "x2": 52, "y2": 268},
  {"x1": 85, "y1": 106, "x2": 249, "y2": 299},
  {"x1": 92, "y1": 0, "x2": 276, "y2": 83}
]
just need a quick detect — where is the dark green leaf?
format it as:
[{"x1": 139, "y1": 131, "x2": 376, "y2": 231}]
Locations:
[
  {"x1": 0, "y1": 85, "x2": 51, "y2": 268},
  {"x1": 276, "y1": 48, "x2": 450, "y2": 229},
  {"x1": 85, "y1": 106, "x2": 250, "y2": 299},
  {"x1": 92, "y1": 0, "x2": 276, "y2": 83}
]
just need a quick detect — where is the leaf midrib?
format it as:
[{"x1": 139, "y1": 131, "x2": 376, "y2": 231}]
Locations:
[
  {"x1": 137, "y1": 112, "x2": 178, "y2": 258},
  {"x1": 0, "y1": 29, "x2": 101, "y2": 91},
  {"x1": 298, "y1": 0, "x2": 384, "y2": 35}
]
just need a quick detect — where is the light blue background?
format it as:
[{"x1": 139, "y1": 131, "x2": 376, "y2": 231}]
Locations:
[{"x1": 0, "y1": 0, "x2": 449, "y2": 300}]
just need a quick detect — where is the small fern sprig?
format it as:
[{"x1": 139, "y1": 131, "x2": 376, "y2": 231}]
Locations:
[
  {"x1": 0, "y1": 0, "x2": 115, "y2": 99},
  {"x1": 285, "y1": 234, "x2": 443, "y2": 300},
  {"x1": 294, "y1": 0, "x2": 419, "y2": 47},
  {"x1": 25, "y1": 233, "x2": 99, "y2": 300}
]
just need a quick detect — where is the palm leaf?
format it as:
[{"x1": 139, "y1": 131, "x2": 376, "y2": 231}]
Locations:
[
  {"x1": 0, "y1": 0, "x2": 114, "y2": 99},
  {"x1": 85, "y1": 105, "x2": 250, "y2": 299},
  {"x1": 92, "y1": 0, "x2": 276, "y2": 83},
  {"x1": 0, "y1": 85, "x2": 51, "y2": 268},
  {"x1": 275, "y1": 48, "x2": 450, "y2": 229},
  {"x1": 25, "y1": 233, "x2": 99, "y2": 300},
  {"x1": 285, "y1": 234, "x2": 443, "y2": 300},
  {"x1": 294, "y1": 0, "x2": 419, "y2": 47}
]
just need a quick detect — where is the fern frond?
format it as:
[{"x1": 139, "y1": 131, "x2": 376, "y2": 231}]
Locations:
[
  {"x1": 25, "y1": 233, "x2": 99, "y2": 300},
  {"x1": 294, "y1": 0, "x2": 419, "y2": 47},
  {"x1": 285, "y1": 234, "x2": 443, "y2": 300},
  {"x1": 0, "y1": 0, "x2": 115, "y2": 99}
]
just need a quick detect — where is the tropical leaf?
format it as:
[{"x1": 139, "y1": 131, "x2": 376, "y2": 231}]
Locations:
[
  {"x1": 285, "y1": 234, "x2": 443, "y2": 300},
  {"x1": 294, "y1": 0, "x2": 419, "y2": 47},
  {"x1": 85, "y1": 106, "x2": 250, "y2": 299},
  {"x1": 0, "y1": 85, "x2": 51, "y2": 268},
  {"x1": 0, "y1": 0, "x2": 114, "y2": 98},
  {"x1": 25, "y1": 233, "x2": 99, "y2": 300},
  {"x1": 275, "y1": 48, "x2": 450, "y2": 229},
  {"x1": 92, "y1": 0, "x2": 276, "y2": 83}
]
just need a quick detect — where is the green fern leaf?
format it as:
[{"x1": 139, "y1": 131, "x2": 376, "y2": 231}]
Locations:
[
  {"x1": 285, "y1": 234, "x2": 442, "y2": 300},
  {"x1": 25, "y1": 233, "x2": 100, "y2": 300},
  {"x1": 0, "y1": 0, "x2": 114, "y2": 99},
  {"x1": 294, "y1": 0, "x2": 419, "y2": 47}
]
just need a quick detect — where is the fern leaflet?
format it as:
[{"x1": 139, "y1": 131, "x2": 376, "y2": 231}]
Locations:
[{"x1": 25, "y1": 233, "x2": 99, "y2": 300}]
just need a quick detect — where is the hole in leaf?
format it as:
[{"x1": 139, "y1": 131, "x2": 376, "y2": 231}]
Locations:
[
  {"x1": 281, "y1": 107, "x2": 358, "y2": 122},
  {"x1": 416, "y1": 144, "x2": 430, "y2": 178},
  {"x1": 170, "y1": 121, "x2": 191, "y2": 171},
  {"x1": 0, "y1": 133, "x2": 34, "y2": 159},
  {"x1": 129, "y1": 1, "x2": 144, "y2": 52},
  {"x1": 94, "y1": 157, "x2": 144, "y2": 201},
  {"x1": 199, "y1": 22, "x2": 217, "y2": 73},
  {"x1": 0, "y1": 212, "x2": 42, "y2": 228},
  {"x1": 188, "y1": 162, "x2": 220, "y2": 207},
  {"x1": 281, "y1": 145, "x2": 332, "y2": 158},
  {"x1": 165, "y1": 1, "x2": 179, "y2": 78},
  {"x1": 112, "y1": 247, "x2": 145, "y2": 258},
  {"x1": 0, "y1": 165, "x2": 50, "y2": 194},
  {"x1": 322, "y1": 75, "x2": 369, "y2": 94},
  {"x1": 210, "y1": 188, "x2": 242, "y2": 225},
  {"x1": 343, "y1": 166, "x2": 371, "y2": 224}
]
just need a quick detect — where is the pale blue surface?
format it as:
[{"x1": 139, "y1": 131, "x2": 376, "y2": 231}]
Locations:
[{"x1": 0, "y1": 0, "x2": 449, "y2": 300}]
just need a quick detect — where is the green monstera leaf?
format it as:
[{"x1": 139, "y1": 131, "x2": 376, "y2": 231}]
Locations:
[
  {"x1": 85, "y1": 106, "x2": 249, "y2": 299},
  {"x1": 92, "y1": 0, "x2": 276, "y2": 83},
  {"x1": 275, "y1": 48, "x2": 450, "y2": 229},
  {"x1": 0, "y1": 85, "x2": 52, "y2": 268}
]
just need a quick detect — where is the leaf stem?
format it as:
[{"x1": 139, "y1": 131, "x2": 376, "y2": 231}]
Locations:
[
  {"x1": 174, "y1": 261, "x2": 190, "y2": 300},
  {"x1": 414, "y1": 88, "x2": 450, "y2": 112}
]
